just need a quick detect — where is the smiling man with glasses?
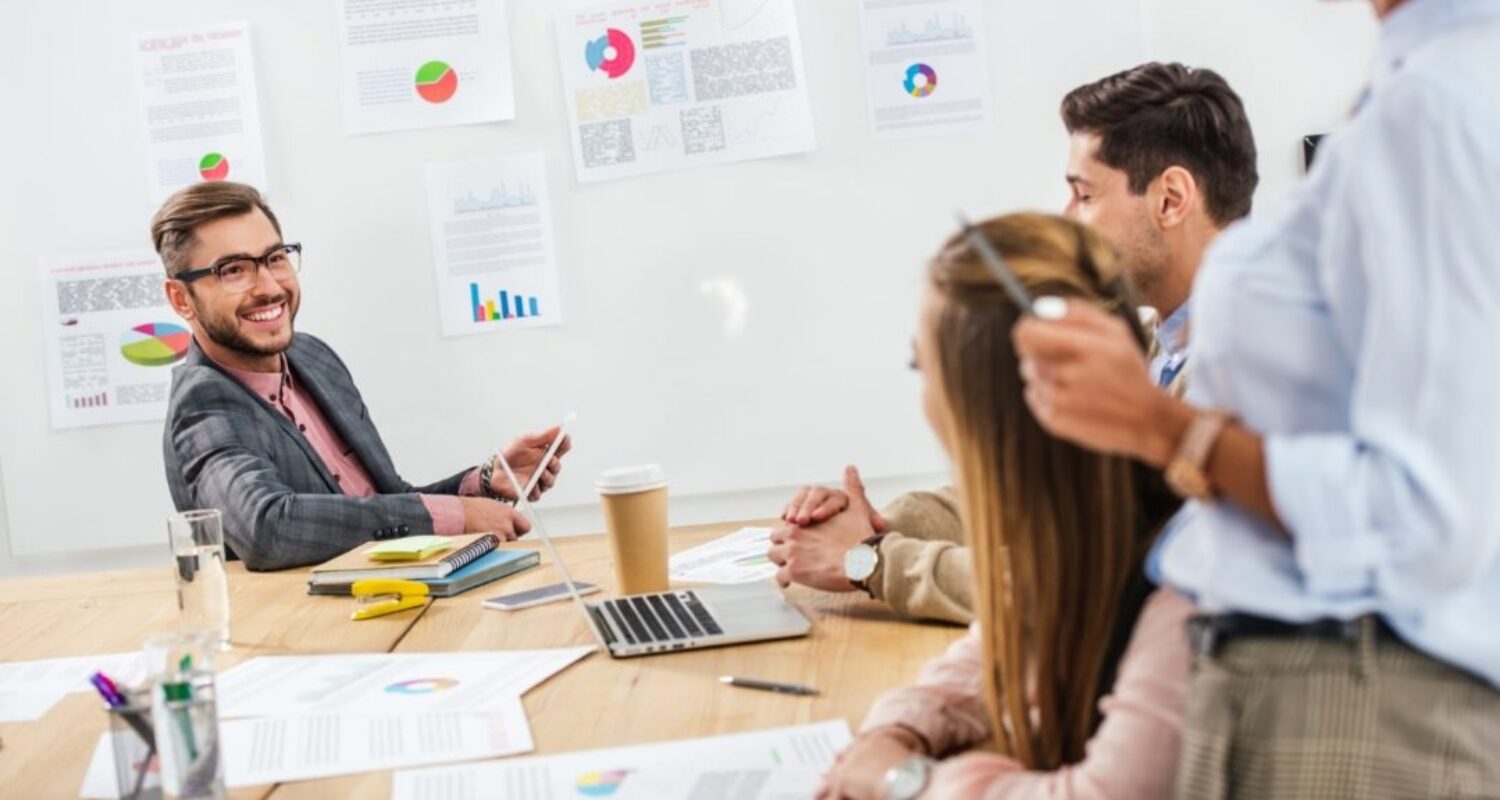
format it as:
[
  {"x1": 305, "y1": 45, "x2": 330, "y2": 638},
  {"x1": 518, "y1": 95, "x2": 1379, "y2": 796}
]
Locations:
[{"x1": 154, "y1": 181, "x2": 568, "y2": 571}]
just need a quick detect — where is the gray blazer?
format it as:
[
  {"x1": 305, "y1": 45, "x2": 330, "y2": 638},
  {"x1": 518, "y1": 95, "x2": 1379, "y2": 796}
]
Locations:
[{"x1": 163, "y1": 333, "x2": 471, "y2": 571}]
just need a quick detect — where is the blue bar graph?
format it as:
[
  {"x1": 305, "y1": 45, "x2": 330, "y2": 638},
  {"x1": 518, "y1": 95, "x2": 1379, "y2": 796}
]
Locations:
[{"x1": 468, "y1": 283, "x2": 542, "y2": 325}]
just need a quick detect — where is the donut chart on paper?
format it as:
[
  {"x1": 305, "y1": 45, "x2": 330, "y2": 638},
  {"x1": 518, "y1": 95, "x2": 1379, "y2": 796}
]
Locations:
[
  {"x1": 415, "y1": 60, "x2": 459, "y2": 103},
  {"x1": 903, "y1": 63, "x2": 938, "y2": 98},
  {"x1": 585, "y1": 29, "x2": 636, "y2": 79},
  {"x1": 120, "y1": 322, "x2": 191, "y2": 367},
  {"x1": 198, "y1": 152, "x2": 230, "y2": 181},
  {"x1": 384, "y1": 677, "x2": 460, "y2": 694}
]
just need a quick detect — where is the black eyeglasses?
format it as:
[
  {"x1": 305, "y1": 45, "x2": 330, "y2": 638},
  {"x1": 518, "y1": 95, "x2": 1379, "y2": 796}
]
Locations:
[{"x1": 176, "y1": 243, "x2": 302, "y2": 294}]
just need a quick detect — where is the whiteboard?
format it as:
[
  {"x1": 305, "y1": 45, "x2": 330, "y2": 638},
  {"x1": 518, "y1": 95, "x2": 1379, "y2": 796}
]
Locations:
[{"x1": 0, "y1": 0, "x2": 1150, "y2": 557}]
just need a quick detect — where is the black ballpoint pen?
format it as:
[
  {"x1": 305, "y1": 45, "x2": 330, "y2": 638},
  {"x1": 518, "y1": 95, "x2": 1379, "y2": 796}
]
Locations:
[{"x1": 719, "y1": 675, "x2": 820, "y2": 696}]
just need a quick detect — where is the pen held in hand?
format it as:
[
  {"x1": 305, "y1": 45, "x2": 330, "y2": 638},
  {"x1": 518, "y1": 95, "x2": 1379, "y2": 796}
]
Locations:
[{"x1": 719, "y1": 675, "x2": 819, "y2": 696}]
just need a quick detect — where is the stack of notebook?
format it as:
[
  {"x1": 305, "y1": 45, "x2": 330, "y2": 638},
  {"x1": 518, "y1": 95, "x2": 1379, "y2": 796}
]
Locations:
[{"x1": 308, "y1": 533, "x2": 539, "y2": 597}]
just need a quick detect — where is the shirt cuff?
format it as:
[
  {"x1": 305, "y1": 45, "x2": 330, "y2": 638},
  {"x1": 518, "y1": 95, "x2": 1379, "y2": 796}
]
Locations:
[
  {"x1": 421, "y1": 494, "x2": 466, "y2": 536},
  {"x1": 1265, "y1": 433, "x2": 1379, "y2": 598},
  {"x1": 458, "y1": 467, "x2": 483, "y2": 497}
]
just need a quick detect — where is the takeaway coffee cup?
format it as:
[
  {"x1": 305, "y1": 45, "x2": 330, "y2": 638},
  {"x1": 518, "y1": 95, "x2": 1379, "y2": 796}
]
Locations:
[{"x1": 595, "y1": 465, "x2": 670, "y2": 595}]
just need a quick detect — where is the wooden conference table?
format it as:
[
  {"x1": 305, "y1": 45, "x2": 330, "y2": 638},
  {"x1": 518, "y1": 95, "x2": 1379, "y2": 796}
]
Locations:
[{"x1": 0, "y1": 520, "x2": 966, "y2": 799}]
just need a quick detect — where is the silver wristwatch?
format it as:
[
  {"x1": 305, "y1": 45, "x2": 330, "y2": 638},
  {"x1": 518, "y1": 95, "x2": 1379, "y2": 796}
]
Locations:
[
  {"x1": 843, "y1": 534, "x2": 885, "y2": 597},
  {"x1": 884, "y1": 754, "x2": 936, "y2": 800}
]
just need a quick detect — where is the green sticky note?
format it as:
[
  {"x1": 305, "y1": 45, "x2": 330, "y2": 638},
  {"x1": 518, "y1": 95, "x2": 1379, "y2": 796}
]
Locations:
[{"x1": 368, "y1": 535, "x2": 454, "y2": 562}]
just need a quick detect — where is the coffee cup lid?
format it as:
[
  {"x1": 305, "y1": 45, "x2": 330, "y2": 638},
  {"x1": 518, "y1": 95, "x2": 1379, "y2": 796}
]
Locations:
[{"x1": 595, "y1": 464, "x2": 668, "y2": 495}]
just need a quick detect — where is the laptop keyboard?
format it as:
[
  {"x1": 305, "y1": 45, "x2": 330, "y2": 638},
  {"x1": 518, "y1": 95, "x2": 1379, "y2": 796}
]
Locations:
[{"x1": 588, "y1": 591, "x2": 725, "y2": 647}]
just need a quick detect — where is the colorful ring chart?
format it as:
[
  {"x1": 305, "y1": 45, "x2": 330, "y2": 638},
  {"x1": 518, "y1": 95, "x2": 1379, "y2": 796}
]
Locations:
[
  {"x1": 585, "y1": 28, "x2": 636, "y2": 79},
  {"x1": 198, "y1": 152, "x2": 230, "y2": 181},
  {"x1": 384, "y1": 677, "x2": 460, "y2": 695},
  {"x1": 575, "y1": 769, "x2": 631, "y2": 797},
  {"x1": 120, "y1": 322, "x2": 191, "y2": 367},
  {"x1": 415, "y1": 60, "x2": 459, "y2": 103},
  {"x1": 903, "y1": 63, "x2": 938, "y2": 98}
]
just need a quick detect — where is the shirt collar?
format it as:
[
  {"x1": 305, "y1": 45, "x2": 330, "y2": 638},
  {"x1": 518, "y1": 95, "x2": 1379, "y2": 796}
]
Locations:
[
  {"x1": 1374, "y1": 0, "x2": 1500, "y2": 80},
  {"x1": 1154, "y1": 302, "x2": 1191, "y2": 360},
  {"x1": 212, "y1": 352, "x2": 291, "y2": 403}
]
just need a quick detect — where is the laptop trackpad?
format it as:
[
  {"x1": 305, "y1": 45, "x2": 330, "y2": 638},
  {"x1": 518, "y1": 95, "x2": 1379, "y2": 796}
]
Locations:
[{"x1": 695, "y1": 582, "x2": 810, "y2": 636}]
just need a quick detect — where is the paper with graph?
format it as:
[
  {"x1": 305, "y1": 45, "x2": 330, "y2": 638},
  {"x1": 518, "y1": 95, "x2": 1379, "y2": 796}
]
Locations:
[
  {"x1": 334, "y1": 0, "x2": 516, "y2": 134},
  {"x1": 860, "y1": 0, "x2": 993, "y2": 138},
  {"x1": 554, "y1": 0, "x2": 816, "y2": 182},
  {"x1": 425, "y1": 153, "x2": 563, "y2": 337},
  {"x1": 391, "y1": 720, "x2": 852, "y2": 800},
  {"x1": 669, "y1": 526, "x2": 778, "y2": 584},
  {"x1": 131, "y1": 21, "x2": 268, "y2": 201},
  {"x1": 37, "y1": 251, "x2": 184, "y2": 430}
]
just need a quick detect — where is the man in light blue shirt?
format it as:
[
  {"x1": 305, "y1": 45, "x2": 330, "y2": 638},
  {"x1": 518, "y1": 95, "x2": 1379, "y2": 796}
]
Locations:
[{"x1": 1014, "y1": 0, "x2": 1500, "y2": 795}]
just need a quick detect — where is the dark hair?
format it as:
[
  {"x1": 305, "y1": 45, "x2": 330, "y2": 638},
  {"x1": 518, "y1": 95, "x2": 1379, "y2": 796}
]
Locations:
[
  {"x1": 1062, "y1": 62, "x2": 1258, "y2": 226},
  {"x1": 150, "y1": 182, "x2": 282, "y2": 276}
]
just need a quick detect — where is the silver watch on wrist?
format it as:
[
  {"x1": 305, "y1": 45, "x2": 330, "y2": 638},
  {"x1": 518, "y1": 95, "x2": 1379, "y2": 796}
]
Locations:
[
  {"x1": 884, "y1": 754, "x2": 936, "y2": 800},
  {"x1": 843, "y1": 533, "x2": 884, "y2": 597}
]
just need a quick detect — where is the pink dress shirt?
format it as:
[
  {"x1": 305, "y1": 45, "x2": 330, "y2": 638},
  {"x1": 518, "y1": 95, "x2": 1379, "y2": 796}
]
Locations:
[
  {"x1": 861, "y1": 588, "x2": 1194, "y2": 799},
  {"x1": 218, "y1": 360, "x2": 478, "y2": 535}
]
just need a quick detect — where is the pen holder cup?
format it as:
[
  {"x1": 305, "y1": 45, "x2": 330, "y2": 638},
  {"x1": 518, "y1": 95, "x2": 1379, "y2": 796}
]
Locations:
[
  {"x1": 106, "y1": 689, "x2": 162, "y2": 800},
  {"x1": 143, "y1": 630, "x2": 225, "y2": 800}
]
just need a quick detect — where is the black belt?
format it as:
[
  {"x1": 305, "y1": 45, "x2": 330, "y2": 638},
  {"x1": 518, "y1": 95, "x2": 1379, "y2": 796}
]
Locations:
[{"x1": 1187, "y1": 612, "x2": 1397, "y2": 657}]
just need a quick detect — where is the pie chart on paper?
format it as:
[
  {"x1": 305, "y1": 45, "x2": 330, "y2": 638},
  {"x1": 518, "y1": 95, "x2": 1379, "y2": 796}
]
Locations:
[
  {"x1": 585, "y1": 29, "x2": 636, "y2": 79},
  {"x1": 120, "y1": 322, "x2": 191, "y2": 367},
  {"x1": 415, "y1": 60, "x2": 459, "y2": 103},
  {"x1": 198, "y1": 152, "x2": 230, "y2": 181}
]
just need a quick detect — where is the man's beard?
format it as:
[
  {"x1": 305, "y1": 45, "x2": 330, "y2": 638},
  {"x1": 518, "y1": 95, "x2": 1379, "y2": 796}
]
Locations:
[{"x1": 194, "y1": 295, "x2": 297, "y2": 357}]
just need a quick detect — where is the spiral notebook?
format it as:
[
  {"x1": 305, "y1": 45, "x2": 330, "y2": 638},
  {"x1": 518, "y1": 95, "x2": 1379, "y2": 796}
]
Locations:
[{"x1": 309, "y1": 533, "x2": 499, "y2": 584}]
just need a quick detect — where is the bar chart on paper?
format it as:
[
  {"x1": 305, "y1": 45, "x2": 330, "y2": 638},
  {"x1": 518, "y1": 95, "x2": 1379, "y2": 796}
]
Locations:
[{"x1": 471, "y1": 283, "x2": 542, "y2": 323}]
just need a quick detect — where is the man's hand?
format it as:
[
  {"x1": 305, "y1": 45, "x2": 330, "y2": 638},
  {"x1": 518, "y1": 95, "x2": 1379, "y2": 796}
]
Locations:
[
  {"x1": 488, "y1": 426, "x2": 573, "y2": 501},
  {"x1": 816, "y1": 727, "x2": 925, "y2": 800},
  {"x1": 459, "y1": 497, "x2": 533, "y2": 540},
  {"x1": 768, "y1": 466, "x2": 882, "y2": 592},
  {"x1": 1012, "y1": 298, "x2": 1179, "y2": 466},
  {"x1": 780, "y1": 467, "x2": 889, "y2": 528}
]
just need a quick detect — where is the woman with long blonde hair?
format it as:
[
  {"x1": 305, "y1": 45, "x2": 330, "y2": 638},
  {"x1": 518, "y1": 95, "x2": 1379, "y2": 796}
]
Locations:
[{"x1": 818, "y1": 213, "x2": 1193, "y2": 800}]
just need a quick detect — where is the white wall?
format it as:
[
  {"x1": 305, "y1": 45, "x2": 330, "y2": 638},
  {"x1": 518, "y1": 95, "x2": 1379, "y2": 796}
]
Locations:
[
  {"x1": 1142, "y1": 0, "x2": 1379, "y2": 205},
  {"x1": 0, "y1": 1, "x2": 1380, "y2": 576}
]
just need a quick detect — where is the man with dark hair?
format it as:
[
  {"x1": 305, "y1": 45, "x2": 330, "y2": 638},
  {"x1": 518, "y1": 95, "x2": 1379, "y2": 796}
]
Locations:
[
  {"x1": 156, "y1": 181, "x2": 568, "y2": 571},
  {"x1": 767, "y1": 62, "x2": 1258, "y2": 623}
]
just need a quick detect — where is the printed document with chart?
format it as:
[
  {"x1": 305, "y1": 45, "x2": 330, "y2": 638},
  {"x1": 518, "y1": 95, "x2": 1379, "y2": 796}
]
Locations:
[
  {"x1": 131, "y1": 21, "x2": 269, "y2": 201},
  {"x1": 425, "y1": 153, "x2": 562, "y2": 337},
  {"x1": 859, "y1": 0, "x2": 992, "y2": 138},
  {"x1": 334, "y1": 0, "x2": 516, "y2": 134},
  {"x1": 38, "y1": 251, "x2": 184, "y2": 430},
  {"x1": 554, "y1": 0, "x2": 816, "y2": 182}
]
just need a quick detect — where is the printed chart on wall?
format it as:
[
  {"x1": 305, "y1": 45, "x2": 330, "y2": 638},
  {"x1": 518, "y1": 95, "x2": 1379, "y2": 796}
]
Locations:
[
  {"x1": 426, "y1": 153, "x2": 562, "y2": 337},
  {"x1": 38, "y1": 251, "x2": 183, "y2": 430},
  {"x1": 131, "y1": 22, "x2": 268, "y2": 202},
  {"x1": 554, "y1": 0, "x2": 816, "y2": 183},
  {"x1": 335, "y1": 0, "x2": 516, "y2": 134},
  {"x1": 859, "y1": 0, "x2": 992, "y2": 138}
]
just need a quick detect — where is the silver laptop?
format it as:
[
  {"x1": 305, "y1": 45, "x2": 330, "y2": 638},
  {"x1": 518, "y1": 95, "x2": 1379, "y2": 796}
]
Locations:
[{"x1": 493, "y1": 451, "x2": 811, "y2": 658}]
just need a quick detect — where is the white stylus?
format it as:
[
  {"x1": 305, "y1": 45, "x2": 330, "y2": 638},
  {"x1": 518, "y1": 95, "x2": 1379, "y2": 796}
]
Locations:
[{"x1": 516, "y1": 412, "x2": 576, "y2": 502}]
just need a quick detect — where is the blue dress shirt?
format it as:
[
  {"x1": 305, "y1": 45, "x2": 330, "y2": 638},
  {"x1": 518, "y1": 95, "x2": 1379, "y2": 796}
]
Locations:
[{"x1": 1160, "y1": 0, "x2": 1500, "y2": 688}]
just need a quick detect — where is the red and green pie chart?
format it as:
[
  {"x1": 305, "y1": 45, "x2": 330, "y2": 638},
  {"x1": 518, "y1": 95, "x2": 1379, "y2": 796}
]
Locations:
[
  {"x1": 199, "y1": 152, "x2": 230, "y2": 181},
  {"x1": 415, "y1": 60, "x2": 458, "y2": 104},
  {"x1": 121, "y1": 322, "x2": 191, "y2": 367}
]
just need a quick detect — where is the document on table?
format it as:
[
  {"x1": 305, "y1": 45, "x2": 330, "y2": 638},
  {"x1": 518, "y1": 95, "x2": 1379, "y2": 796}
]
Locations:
[
  {"x1": 391, "y1": 720, "x2": 851, "y2": 800},
  {"x1": 553, "y1": 0, "x2": 816, "y2": 182},
  {"x1": 131, "y1": 21, "x2": 268, "y2": 201},
  {"x1": 335, "y1": 0, "x2": 516, "y2": 134},
  {"x1": 215, "y1": 647, "x2": 594, "y2": 719},
  {"x1": 425, "y1": 153, "x2": 563, "y2": 338},
  {"x1": 80, "y1": 703, "x2": 531, "y2": 796},
  {"x1": 38, "y1": 251, "x2": 184, "y2": 430},
  {"x1": 669, "y1": 526, "x2": 777, "y2": 584},
  {"x1": 859, "y1": 0, "x2": 993, "y2": 138},
  {"x1": 0, "y1": 651, "x2": 145, "y2": 722}
]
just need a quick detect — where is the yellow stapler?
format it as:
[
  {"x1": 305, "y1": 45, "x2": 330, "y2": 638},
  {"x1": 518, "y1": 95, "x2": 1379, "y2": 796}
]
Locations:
[{"x1": 350, "y1": 578, "x2": 430, "y2": 621}]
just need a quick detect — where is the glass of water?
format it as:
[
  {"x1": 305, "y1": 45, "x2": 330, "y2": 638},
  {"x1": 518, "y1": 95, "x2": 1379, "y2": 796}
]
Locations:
[{"x1": 166, "y1": 510, "x2": 230, "y2": 650}]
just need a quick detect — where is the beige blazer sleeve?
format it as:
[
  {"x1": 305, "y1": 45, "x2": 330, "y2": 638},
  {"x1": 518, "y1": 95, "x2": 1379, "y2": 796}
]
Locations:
[{"x1": 871, "y1": 488, "x2": 974, "y2": 625}]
